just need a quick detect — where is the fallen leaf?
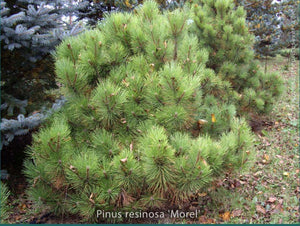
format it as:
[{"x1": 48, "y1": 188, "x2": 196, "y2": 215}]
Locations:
[
  {"x1": 15, "y1": 215, "x2": 22, "y2": 221},
  {"x1": 198, "y1": 215, "x2": 215, "y2": 224},
  {"x1": 254, "y1": 171, "x2": 263, "y2": 176},
  {"x1": 220, "y1": 211, "x2": 231, "y2": 221},
  {"x1": 267, "y1": 197, "x2": 277, "y2": 203},
  {"x1": 271, "y1": 203, "x2": 284, "y2": 214},
  {"x1": 264, "y1": 154, "x2": 270, "y2": 161},
  {"x1": 231, "y1": 209, "x2": 242, "y2": 217},
  {"x1": 256, "y1": 204, "x2": 266, "y2": 214},
  {"x1": 197, "y1": 192, "x2": 207, "y2": 197}
]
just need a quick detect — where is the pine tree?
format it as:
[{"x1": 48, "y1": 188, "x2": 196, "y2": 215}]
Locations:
[
  {"x1": 24, "y1": 1, "x2": 253, "y2": 221},
  {"x1": 191, "y1": 0, "x2": 283, "y2": 114},
  {"x1": 277, "y1": 0, "x2": 299, "y2": 63},
  {"x1": 24, "y1": 0, "x2": 277, "y2": 222},
  {"x1": 234, "y1": 0, "x2": 284, "y2": 72}
]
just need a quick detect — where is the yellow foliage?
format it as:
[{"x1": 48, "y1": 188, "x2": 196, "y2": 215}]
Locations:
[{"x1": 211, "y1": 113, "x2": 216, "y2": 123}]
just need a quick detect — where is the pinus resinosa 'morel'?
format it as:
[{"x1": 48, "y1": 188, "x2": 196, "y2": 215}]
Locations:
[
  {"x1": 191, "y1": 0, "x2": 283, "y2": 115},
  {"x1": 24, "y1": 0, "x2": 281, "y2": 222}
]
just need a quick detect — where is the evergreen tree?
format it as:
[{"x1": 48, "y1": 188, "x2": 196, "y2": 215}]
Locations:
[
  {"x1": 1, "y1": 0, "x2": 82, "y2": 146},
  {"x1": 277, "y1": 0, "x2": 299, "y2": 62},
  {"x1": 1, "y1": 0, "x2": 83, "y2": 115},
  {"x1": 234, "y1": 0, "x2": 284, "y2": 71},
  {"x1": 191, "y1": 0, "x2": 283, "y2": 114},
  {"x1": 24, "y1": 1, "x2": 260, "y2": 222},
  {"x1": 69, "y1": 0, "x2": 184, "y2": 27}
]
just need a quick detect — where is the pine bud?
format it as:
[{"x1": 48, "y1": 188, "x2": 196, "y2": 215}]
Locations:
[
  {"x1": 174, "y1": 112, "x2": 178, "y2": 118},
  {"x1": 70, "y1": 165, "x2": 76, "y2": 172},
  {"x1": 120, "y1": 157, "x2": 128, "y2": 163},
  {"x1": 67, "y1": 43, "x2": 71, "y2": 49},
  {"x1": 99, "y1": 41, "x2": 102, "y2": 47},
  {"x1": 107, "y1": 189, "x2": 112, "y2": 194}
]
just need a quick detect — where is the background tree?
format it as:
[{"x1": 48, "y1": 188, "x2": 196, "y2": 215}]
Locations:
[
  {"x1": 191, "y1": 0, "x2": 283, "y2": 115},
  {"x1": 1, "y1": 0, "x2": 83, "y2": 117},
  {"x1": 0, "y1": 0, "x2": 83, "y2": 147},
  {"x1": 234, "y1": 0, "x2": 293, "y2": 72},
  {"x1": 277, "y1": 0, "x2": 299, "y2": 65},
  {"x1": 68, "y1": 0, "x2": 184, "y2": 27}
]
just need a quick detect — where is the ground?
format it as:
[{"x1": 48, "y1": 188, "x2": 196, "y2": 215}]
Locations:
[{"x1": 2, "y1": 55, "x2": 299, "y2": 224}]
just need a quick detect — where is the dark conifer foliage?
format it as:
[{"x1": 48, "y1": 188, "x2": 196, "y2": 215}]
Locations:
[{"x1": 1, "y1": 0, "x2": 82, "y2": 145}]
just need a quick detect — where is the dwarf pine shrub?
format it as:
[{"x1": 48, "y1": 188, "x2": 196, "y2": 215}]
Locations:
[
  {"x1": 24, "y1": 0, "x2": 281, "y2": 222},
  {"x1": 191, "y1": 0, "x2": 283, "y2": 114}
]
